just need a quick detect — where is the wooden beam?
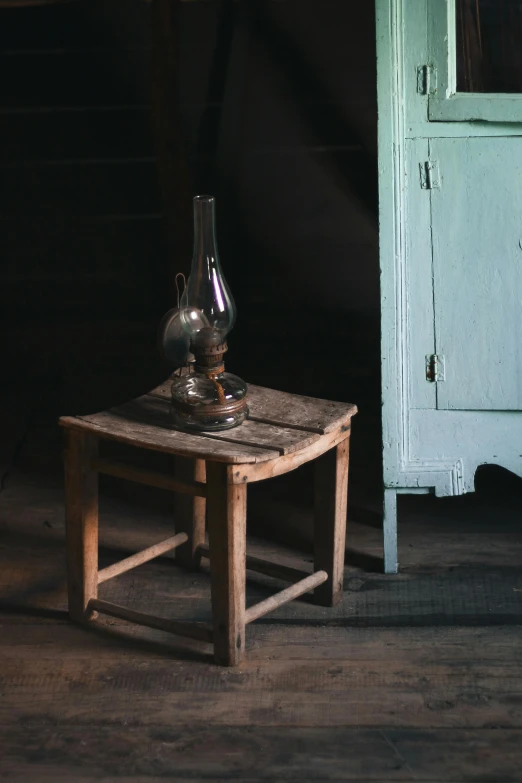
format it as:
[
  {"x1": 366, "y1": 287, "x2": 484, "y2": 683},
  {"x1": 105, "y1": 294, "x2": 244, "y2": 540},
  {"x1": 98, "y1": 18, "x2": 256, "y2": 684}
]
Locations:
[
  {"x1": 87, "y1": 599, "x2": 213, "y2": 644},
  {"x1": 199, "y1": 544, "x2": 311, "y2": 584},
  {"x1": 97, "y1": 533, "x2": 188, "y2": 585},
  {"x1": 245, "y1": 571, "x2": 328, "y2": 625},
  {"x1": 92, "y1": 458, "x2": 207, "y2": 497}
]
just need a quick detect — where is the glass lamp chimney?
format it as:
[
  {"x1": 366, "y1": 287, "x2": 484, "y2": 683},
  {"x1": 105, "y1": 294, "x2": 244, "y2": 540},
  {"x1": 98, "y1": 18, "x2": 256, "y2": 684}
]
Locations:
[
  {"x1": 170, "y1": 195, "x2": 248, "y2": 432},
  {"x1": 179, "y1": 195, "x2": 236, "y2": 343}
]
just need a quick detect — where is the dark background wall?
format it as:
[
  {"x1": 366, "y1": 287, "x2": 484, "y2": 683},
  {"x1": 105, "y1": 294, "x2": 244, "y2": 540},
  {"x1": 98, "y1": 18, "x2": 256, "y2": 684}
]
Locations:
[{"x1": 1, "y1": 0, "x2": 380, "y2": 500}]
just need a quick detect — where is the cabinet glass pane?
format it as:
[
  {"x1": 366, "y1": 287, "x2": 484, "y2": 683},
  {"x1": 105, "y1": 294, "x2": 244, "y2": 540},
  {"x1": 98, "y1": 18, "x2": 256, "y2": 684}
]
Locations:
[{"x1": 456, "y1": 0, "x2": 522, "y2": 93}]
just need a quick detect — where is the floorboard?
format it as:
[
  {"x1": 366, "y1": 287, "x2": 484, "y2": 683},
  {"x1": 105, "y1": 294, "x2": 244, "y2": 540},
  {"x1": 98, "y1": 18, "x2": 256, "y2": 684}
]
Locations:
[{"x1": 1, "y1": 406, "x2": 522, "y2": 780}]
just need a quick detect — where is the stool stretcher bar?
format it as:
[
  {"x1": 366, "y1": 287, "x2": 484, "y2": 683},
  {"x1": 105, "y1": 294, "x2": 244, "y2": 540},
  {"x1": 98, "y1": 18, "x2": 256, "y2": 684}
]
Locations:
[
  {"x1": 98, "y1": 532, "x2": 188, "y2": 584},
  {"x1": 92, "y1": 458, "x2": 207, "y2": 497},
  {"x1": 198, "y1": 544, "x2": 311, "y2": 584},
  {"x1": 245, "y1": 570, "x2": 328, "y2": 624},
  {"x1": 88, "y1": 598, "x2": 214, "y2": 643}
]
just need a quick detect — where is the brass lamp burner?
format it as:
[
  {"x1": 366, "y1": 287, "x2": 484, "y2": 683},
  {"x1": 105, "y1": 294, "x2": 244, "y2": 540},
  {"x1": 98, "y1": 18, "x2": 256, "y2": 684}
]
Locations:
[{"x1": 169, "y1": 327, "x2": 248, "y2": 432}]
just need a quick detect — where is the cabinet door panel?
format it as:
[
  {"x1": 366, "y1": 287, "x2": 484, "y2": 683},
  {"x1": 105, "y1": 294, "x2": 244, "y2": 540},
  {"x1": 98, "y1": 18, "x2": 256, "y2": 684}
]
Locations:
[{"x1": 431, "y1": 137, "x2": 522, "y2": 410}]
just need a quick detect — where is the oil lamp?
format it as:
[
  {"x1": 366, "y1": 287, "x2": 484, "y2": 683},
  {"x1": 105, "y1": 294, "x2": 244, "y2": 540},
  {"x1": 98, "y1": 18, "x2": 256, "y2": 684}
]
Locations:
[{"x1": 165, "y1": 195, "x2": 248, "y2": 432}]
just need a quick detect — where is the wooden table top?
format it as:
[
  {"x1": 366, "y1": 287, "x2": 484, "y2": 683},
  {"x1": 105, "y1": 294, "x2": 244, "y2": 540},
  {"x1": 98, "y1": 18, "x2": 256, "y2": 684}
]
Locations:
[{"x1": 59, "y1": 382, "x2": 357, "y2": 465}]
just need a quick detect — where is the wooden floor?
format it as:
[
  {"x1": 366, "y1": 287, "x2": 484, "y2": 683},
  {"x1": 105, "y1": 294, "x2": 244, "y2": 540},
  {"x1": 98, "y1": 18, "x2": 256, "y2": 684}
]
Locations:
[{"x1": 1, "y1": 401, "x2": 522, "y2": 781}]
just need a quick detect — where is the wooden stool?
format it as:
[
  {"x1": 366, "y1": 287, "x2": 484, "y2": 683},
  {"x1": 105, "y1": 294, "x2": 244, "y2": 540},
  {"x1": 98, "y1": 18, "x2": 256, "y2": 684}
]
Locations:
[{"x1": 60, "y1": 383, "x2": 357, "y2": 665}]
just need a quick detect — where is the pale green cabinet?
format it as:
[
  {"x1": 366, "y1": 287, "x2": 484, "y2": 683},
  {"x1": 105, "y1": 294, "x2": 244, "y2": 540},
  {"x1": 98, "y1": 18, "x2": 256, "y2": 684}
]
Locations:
[{"x1": 377, "y1": 0, "x2": 522, "y2": 572}]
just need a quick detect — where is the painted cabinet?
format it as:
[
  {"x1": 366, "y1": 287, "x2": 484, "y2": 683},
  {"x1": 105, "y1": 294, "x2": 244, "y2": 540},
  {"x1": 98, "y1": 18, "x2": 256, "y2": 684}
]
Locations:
[{"x1": 376, "y1": 0, "x2": 522, "y2": 572}]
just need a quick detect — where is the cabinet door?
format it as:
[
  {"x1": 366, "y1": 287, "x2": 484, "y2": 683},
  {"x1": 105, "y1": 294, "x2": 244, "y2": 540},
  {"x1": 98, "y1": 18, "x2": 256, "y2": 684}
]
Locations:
[
  {"x1": 431, "y1": 137, "x2": 522, "y2": 410},
  {"x1": 428, "y1": 0, "x2": 522, "y2": 121}
]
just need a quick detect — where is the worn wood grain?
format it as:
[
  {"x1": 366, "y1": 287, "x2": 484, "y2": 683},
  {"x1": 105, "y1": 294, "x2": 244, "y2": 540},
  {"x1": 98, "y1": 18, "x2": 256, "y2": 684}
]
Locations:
[
  {"x1": 227, "y1": 428, "x2": 351, "y2": 484},
  {"x1": 141, "y1": 392, "x2": 322, "y2": 454},
  {"x1": 206, "y1": 462, "x2": 247, "y2": 665},
  {"x1": 2, "y1": 681, "x2": 522, "y2": 729},
  {"x1": 93, "y1": 457, "x2": 207, "y2": 497},
  {"x1": 4, "y1": 532, "x2": 522, "y2": 627},
  {"x1": 4, "y1": 521, "x2": 522, "y2": 626},
  {"x1": 60, "y1": 409, "x2": 279, "y2": 464},
  {"x1": 146, "y1": 388, "x2": 323, "y2": 454},
  {"x1": 2, "y1": 724, "x2": 521, "y2": 782},
  {"x1": 314, "y1": 438, "x2": 350, "y2": 606},
  {"x1": 97, "y1": 532, "x2": 188, "y2": 584},
  {"x1": 199, "y1": 544, "x2": 312, "y2": 584},
  {"x1": 88, "y1": 598, "x2": 213, "y2": 644},
  {"x1": 246, "y1": 385, "x2": 357, "y2": 434},
  {"x1": 61, "y1": 382, "x2": 354, "y2": 665},
  {"x1": 174, "y1": 457, "x2": 207, "y2": 569},
  {"x1": 245, "y1": 571, "x2": 328, "y2": 624},
  {"x1": 194, "y1": 418, "x2": 322, "y2": 456},
  {"x1": 64, "y1": 430, "x2": 98, "y2": 621},
  {"x1": 2, "y1": 624, "x2": 521, "y2": 664},
  {"x1": 151, "y1": 382, "x2": 357, "y2": 436},
  {"x1": 5, "y1": 642, "x2": 522, "y2": 698},
  {"x1": 4, "y1": 426, "x2": 522, "y2": 777}
]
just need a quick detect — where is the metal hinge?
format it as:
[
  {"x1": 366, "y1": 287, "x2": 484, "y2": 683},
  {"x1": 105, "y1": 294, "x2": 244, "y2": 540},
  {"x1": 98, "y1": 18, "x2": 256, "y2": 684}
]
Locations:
[
  {"x1": 417, "y1": 64, "x2": 437, "y2": 95},
  {"x1": 426, "y1": 354, "x2": 445, "y2": 383},
  {"x1": 419, "y1": 160, "x2": 440, "y2": 189}
]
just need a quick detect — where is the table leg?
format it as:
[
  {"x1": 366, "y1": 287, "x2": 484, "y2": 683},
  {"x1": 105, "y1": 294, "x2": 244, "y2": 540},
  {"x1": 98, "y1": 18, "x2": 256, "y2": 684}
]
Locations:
[
  {"x1": 174, "y1": 457, "x2": 206, "y2": 569},
  {"x1": 64, "y1": 430, "x2": 99, "y2": 622},
  {"x1": 313, "y1": 436, "x2": 350, "y2": 606},
  {"x1": 383, "y1": 488, "x2": 398, "y2": 574},
  {"x1": 206, "y1": 462, "x2": 246, "y2": 666}
]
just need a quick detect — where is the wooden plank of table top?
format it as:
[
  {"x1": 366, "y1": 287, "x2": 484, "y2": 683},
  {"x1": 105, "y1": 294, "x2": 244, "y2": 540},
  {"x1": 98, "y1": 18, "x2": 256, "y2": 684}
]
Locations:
[
  {"x1": 246, "y1": 385, "x2": 357, "y2": 434},
  {"x1": 151, "y1": 381, "x2": 357, "y2": 435},
  {"x1": 150, "y1": 381, "x2": 180, "y2": 399},
  {"x1": 66, "y1": 390, "x2": 322, "y2": 457},
  {"x1": 198, "y1": 417, "x2": 320, "y2": 455},
  {"x1": 60, "y1": 408, "x2": 278, "y2": 464},
  {"x1": 135, "y1": 393, "x2": 320, "y2": 455}
]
